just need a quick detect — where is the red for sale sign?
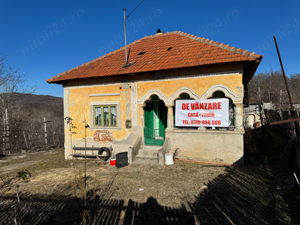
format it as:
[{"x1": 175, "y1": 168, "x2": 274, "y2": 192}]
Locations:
[{"x1": 175, "y1": 99, "x2": 229, "y2": 127}]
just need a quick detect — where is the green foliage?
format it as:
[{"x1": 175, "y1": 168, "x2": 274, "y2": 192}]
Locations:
[{"x1": 18, "y1": 169, "x2": 31, "y2": 180}]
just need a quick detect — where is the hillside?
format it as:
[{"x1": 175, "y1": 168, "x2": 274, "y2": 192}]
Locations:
[
  {"x1": 9, "y1": 92, "x2": 63, "y2": 104},
  {"x1": 0, "y1": 93, "x2": 64, "y2": 153}
]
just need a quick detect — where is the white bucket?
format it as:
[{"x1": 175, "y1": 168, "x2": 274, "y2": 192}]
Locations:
[{"x1": 165, "y1": 153, "x2": 174, "y2": 165}]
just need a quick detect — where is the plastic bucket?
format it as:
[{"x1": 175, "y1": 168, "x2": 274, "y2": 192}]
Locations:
[
  {"x1": 110, "y1": 159, "x2": 116, "y2": 166},
  {"x1": 165, "y1": 153, "x2": 174, "y2": 165}
]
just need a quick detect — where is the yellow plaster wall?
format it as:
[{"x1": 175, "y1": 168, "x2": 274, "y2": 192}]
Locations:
[
  {"x1": 137, "y1": 74, "x2": 242, "y2": 101},
  {"x1": 66, "y1": 84, "x2": 131, "y2": 142},
  {"x1": 137, "y1": 74, "x2": 243, "y2": 126},
  {"x1": 66, "y1": 74, "x2": 242, "y2": 141}
]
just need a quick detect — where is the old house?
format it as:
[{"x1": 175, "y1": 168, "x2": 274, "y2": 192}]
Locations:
[{"x1": 47, "y1": 30, "x2": 262, "y2": 165}]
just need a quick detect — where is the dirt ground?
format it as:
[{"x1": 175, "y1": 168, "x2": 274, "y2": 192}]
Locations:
[{"x1": 0, "y1": 147, "x2": 300, "y2": 225}]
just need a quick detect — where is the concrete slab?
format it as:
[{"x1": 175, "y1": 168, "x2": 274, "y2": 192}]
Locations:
[
  {"x1": 136, "y1": 145, "x2": 160, "y2": 159},
  {"x1": 131, "y1": 158, "x2": 159, "y2": 166}
]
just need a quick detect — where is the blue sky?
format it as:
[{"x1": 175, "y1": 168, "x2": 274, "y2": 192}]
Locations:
[{"x1": 1, "y1": 0, "x2": 300, "y2": 97}]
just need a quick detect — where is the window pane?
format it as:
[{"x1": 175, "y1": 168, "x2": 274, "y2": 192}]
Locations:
[
  {"x1": 103, "y1": 107, "x2": 109, "y2": 126},
  {"x1": 110, "y1": 106, "x2": 117, "y2": 126},
  {"x1": 229, "y1": 105, "x2": 235, "y2": 126},
  {"x1": 209, "y1": 91, "x2": 235, "y2": 127},
  {"x1": 95, "y1": 107, "x2": 102, "y2": 125}
]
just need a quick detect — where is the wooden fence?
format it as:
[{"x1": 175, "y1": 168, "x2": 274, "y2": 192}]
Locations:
[
  {"x1": 0, "y1": 117, "x2": 63, "y2": 155},
  {"x1": 263, "y1": 109, "x2": 300, "y2": 167}
]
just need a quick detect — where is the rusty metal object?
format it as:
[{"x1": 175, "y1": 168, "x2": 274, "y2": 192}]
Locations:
[
  {"x1": 273, "y1": 36, "x2": 294, "y2": 111},
  {"x1": 273, "y1": 36, "x2": 299, "y2": 139},
  {"x1": 270, "y1": 117, "x2": 300, "y2": 125}
]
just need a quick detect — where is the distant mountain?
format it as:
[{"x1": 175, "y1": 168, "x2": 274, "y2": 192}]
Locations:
[{"x1": 8, "y1": 93, "x2": 62, "y2": 104}]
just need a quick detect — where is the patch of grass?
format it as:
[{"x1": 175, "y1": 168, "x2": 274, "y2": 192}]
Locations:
[{"x1": 0, "y1": 148, "x2": 71, "y2": 178}]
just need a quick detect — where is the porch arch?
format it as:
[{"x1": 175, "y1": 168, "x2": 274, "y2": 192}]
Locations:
[
  {"x1": 200, "y1": 84, "x2": 243, "y2": 103},
  {"x1": 138, "y1": 89, "x2": 170, "y2": 106},
  {"x1": 169, "y1": 87, "x2": 201, "y2": 105}
]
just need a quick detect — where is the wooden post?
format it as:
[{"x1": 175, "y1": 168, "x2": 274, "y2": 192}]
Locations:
[
  {"x1": 54, "y1": 132, "x2": 57, "y2": 146},
  {"x1": 23, "y1": 131, "x2": 28, "y2": 149},
  {"x1": 5, "y1": 108, "x2": 9, "y2": 152},
  {"x1": 44, "y1": 117, "x2": 47, "y2": 145},
  {"x1": 28, "y1": 134, "x2": 32, "y2": 149},
  {"x1": 3, "y1": 114, "x2": 5, "y2": 152},
  {"x1": 35, "y1": 133, "x2": 39, "y2": 147},
  {"x1": 280, "y1": 89, "x2": 282, "y2": 108}
]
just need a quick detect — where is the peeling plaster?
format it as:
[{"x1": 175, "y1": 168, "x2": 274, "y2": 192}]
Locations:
[{"x1": 93, "y1": 130, "x2": 113, "y2": 142}]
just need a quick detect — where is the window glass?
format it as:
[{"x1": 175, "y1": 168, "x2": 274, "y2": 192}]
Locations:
[
  {"x1": 94, "y1": 105, "x2": 117, "y2": 127},
  {"x1": 103, "y1": 107, "x2": 109, "y2": 126},
  {"x1": 173, "y1": 93, "x2": 197, "y2": 129},
  {"x1": 110, "y1": 106, "x2": 117, "y2": 126},
  {"x1": 210, "y1": 91, "x2": 235, "y2": 127},
  {"x1": 95, "y1": 107, "x2": 102, "y2": 125}
]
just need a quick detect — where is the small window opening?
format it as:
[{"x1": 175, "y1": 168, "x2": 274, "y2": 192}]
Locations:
[
  {"x1": 209, "y1": 91, "x2": 235, "y2": 127},
  {"x1": 167, "y1": 47, "x2": 173, "y2": 51},
  {"x1": 138, "y1": 52, "x2": 146, "y2": 56},
  {"x1": 173, "y1": 93, "x2": 197, "y2": 129}
]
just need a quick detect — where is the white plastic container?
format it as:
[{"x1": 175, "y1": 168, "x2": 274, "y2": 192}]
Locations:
[{"x1": 165, "y1": 153, "x2": 174, "y2": 165}]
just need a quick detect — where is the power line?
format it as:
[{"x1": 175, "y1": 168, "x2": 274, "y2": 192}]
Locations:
[{"x1": 127, "y1": 0, "x2": 145, "y2": 18}]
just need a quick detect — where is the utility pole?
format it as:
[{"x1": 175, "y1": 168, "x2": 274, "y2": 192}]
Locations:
[
  {"x1": 123, "y1": 9, "x2": 128, "y2": 64},
  {"x1": 123, "y1": 1, "x2": 145, "y2": 65}
]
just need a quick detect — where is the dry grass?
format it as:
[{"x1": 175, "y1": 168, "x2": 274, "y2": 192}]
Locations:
[{"x1": 0, "y1": 147, "x2": 300, "y2": 225}]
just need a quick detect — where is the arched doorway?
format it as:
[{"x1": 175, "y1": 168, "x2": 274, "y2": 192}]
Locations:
[
  {"x1": 209, "y1": 91, "x2": 235, "y2": 127},
  {"x1": 144, "y1": 95, "x2": 167, "y2": 146},
  {"x1": 173, "y1": 93, "x2": 196, "y2": 128}
]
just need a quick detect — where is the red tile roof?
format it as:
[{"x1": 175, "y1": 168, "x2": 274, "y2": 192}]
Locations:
[{"x1": 47, "y1": 31, "x2": 262, "y2": 83}]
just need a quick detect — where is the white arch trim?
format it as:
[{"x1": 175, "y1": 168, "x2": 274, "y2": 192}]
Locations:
[
  {"x1": 169, "y1": 87, "x2": 201, "y2": 104},
  {"x1": 201, "y1": 84, "x2": 243, "y2": 103},
  {"x1": 138, "y1": 89, "x2": 170, "y2": 106}
]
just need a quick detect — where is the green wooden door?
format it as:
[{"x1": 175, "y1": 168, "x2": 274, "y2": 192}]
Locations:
[
  {"x1": 144, "y1": 100, "x2": 167, "y2": 146},
  {"x1": 158, "y1": 100, "x2": 167, "y2": 137},
  {"x1": 144, "y1": 102, "x2": 154, "y2": 140}
]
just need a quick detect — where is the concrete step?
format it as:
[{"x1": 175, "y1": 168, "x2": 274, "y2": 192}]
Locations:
[
  {"x1": 139, "y1": 145, "x2": 162, "y2": 151},
  {"x1": 135, "y1": 145, "x2": 161, "y2": 159},
  {"x1": 131, "y1": 157, "x2": 159, "y2": 166},
  {"x1": 135, "y1": 154, "x2": 158, "y2": 159},
  {"x1": 136, "y1": 150, "x2": 158, "y2": 158}
]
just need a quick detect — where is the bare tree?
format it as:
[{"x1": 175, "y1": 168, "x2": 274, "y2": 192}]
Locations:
[
  {"x1": 0, "y1": 56, "x2": 36, "y2": 153},
  {"x1": 248, "y1": 69, "x2": 300, "y2": 110},
  {"x1": 0, "y1": 56, "x2": 36, "y2": 113}
]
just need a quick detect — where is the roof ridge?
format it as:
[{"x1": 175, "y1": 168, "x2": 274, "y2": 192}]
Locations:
[{"x1": 172, "y1": 31, "x2": 258, "y2": 59}]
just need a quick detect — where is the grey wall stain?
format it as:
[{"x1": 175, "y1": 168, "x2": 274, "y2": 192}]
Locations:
[{"x1": 113, "y1": 133, "x2": 132, "y2": 145}]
